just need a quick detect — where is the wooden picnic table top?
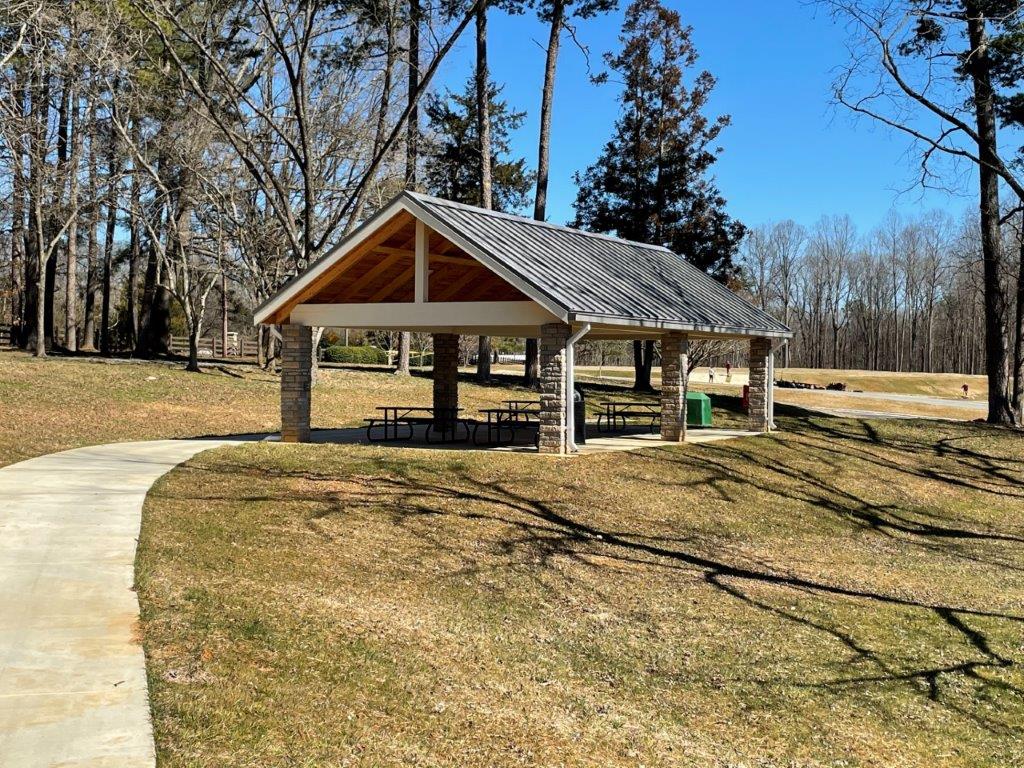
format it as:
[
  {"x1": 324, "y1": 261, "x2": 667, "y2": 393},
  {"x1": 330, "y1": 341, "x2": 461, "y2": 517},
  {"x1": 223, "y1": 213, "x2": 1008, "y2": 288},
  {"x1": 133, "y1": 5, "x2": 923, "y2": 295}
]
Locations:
[
  {"x1": 503, "y1": 398, "x2": 540, "y2": 406},
  {"x1": 599, "y1": 400, "x2": 659, "y2": 409},
  {"x1": 480, "y1": 407, "x2": 540, "y2": 415}
]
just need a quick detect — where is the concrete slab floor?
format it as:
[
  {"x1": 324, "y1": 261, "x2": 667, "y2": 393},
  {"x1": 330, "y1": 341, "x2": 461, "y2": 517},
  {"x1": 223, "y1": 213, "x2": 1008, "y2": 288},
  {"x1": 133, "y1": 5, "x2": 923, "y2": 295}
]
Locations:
[
  {"x1": 282, "y1": 425, "x2": 762, "y2": 454},
  {"x1": 0, "y1": 440, "x2": 236, "y2": 768}
]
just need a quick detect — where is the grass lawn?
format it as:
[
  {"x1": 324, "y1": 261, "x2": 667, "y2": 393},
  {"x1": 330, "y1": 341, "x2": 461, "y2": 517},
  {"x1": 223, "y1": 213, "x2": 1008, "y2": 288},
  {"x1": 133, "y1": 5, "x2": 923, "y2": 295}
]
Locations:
[
  {"x1": 0, "y1": 350, "x2": 742, "y2": 468},
  {"x1": 571, "y1": 365, "x2": 990, "y2": 399},
  {"x1": 0, "y1": 351, "x2": 533, "y2": 467},
  {"x1": 138, "y1": 407, "x2": 1024, "y2": 767}
]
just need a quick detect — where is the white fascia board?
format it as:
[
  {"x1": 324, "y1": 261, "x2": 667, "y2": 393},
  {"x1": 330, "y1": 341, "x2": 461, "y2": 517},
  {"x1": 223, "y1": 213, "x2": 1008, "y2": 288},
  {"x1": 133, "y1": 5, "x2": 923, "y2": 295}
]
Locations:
[
  {"x1": 252, "y1": 197, "x2": 408, "y2": 325},
  {"x1": 290, "y1": 300, "x2": 560, "y2": 330},
  {"x1": 571, "y1": 312, "x2": 794, "y2": 339}
]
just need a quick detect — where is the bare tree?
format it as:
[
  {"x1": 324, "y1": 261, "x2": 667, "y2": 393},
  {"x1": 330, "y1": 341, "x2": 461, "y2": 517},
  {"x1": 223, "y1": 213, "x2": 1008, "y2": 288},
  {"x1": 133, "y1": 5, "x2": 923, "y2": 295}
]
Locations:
[{"x1": 824, "y1": 0, "x2": 1020, "y2": 424}]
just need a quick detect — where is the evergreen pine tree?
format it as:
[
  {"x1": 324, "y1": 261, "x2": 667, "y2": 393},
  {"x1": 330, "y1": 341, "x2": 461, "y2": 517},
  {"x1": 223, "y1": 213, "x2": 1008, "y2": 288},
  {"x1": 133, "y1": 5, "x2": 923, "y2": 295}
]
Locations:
[
  {"x1": 571, "y1": 0, "x2": 744, "y2": 390},
  {"x1": 424, "y1": 78, "x2": 533, "y2": 212},
  {"x1": 572, "y1": 0, "x2": 743, "y2": 278}
]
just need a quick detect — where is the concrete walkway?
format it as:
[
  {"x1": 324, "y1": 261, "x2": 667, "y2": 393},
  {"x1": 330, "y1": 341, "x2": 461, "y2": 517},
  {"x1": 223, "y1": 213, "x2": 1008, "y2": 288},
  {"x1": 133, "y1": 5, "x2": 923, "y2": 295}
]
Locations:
[
  {"x1": 0, "y1": 426, "x2": 756, "y2": 767},
  {"x1": 0, "y1": 440, "x2": 234, "y2": 768}
]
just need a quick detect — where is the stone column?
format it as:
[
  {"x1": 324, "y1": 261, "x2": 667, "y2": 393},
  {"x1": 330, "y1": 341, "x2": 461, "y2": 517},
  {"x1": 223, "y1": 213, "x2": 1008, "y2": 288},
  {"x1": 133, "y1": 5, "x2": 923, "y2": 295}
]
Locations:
[
  {"x1": 432, "y1": 333, "x2": 460, "y2": 428},
  {"x1": 748, "y1": 336, "x2": 772, "y2": 432},
  {"x1": 280, "y1": 323, "x2": 313, "y2": 443},
  {"x1": 538, "y1": 322, "x2": 570, "y2": 455},
  {"x1": 660, "y1": 332, "x2": 689, "y2": 442}
]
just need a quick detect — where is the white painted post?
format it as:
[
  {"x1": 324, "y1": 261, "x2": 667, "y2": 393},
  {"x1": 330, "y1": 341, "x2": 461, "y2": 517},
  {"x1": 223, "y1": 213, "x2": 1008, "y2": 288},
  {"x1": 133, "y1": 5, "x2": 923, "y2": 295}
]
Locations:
[{"x1": 414, "y1": 220, "x2": 430, "y2": 303}]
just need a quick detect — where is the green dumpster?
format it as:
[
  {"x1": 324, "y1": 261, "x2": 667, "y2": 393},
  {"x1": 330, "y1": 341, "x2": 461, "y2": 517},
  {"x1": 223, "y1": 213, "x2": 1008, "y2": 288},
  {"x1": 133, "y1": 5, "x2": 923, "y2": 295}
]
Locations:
[{"x1": 686, "y1": 391, "x2": 712, "y2": 427}]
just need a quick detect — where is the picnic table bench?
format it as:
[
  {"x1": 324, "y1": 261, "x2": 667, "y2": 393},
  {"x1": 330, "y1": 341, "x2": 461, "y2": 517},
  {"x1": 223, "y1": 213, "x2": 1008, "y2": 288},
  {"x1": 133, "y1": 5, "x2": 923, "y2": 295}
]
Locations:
[
  {"x1": 474, "y1": 406, "x2": 540, "y2": 446},
  {"x1": 596, "y1": 401, "x2": 661, "y2": 433},
  {"x1": 364, "y1": 406, "x2": 468, "y2": 443}
]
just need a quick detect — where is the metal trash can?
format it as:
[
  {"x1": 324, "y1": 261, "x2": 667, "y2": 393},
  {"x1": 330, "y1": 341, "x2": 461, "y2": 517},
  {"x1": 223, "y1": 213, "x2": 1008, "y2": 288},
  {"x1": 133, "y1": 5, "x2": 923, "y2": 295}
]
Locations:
[
  {"x1": 686, "y1": 391, "x2": 712, "y2": 427},
  {"x1": 573, "y1": 385, "x2": 586, "y2": 445}
]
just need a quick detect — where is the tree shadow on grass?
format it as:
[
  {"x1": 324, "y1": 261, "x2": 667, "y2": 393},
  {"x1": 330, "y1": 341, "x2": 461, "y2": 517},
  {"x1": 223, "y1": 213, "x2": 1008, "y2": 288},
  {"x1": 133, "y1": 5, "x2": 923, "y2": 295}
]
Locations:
[{"x1": 163, "y1": 411, "x2": 1024, "y2": 737}]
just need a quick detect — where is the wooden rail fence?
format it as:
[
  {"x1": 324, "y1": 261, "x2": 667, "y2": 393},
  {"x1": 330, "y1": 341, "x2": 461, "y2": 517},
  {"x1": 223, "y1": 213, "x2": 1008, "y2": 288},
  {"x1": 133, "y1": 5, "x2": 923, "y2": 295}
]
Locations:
[{"x1": 169, "y1": 335, "x2": 259, "y2": 358}]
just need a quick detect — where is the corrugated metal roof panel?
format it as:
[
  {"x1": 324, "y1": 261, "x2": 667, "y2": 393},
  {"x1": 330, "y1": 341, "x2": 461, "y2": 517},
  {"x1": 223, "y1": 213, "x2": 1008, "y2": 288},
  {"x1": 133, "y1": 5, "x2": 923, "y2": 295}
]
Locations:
[{"x1": 407, "y1": 192, "x2": 791, "y2": 337}]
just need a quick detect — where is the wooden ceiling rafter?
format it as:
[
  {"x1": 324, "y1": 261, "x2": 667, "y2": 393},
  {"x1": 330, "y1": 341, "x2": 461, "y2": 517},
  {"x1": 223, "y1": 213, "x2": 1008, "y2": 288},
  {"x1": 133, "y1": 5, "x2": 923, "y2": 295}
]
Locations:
[
  {"x1": 369, "y1": 265, "x2": 415, "y2": 302},
  {"x1": 368, "y1": 244, "x2": 476, "y2": 267},
  {"x1": 433, "y1": 265, "x2": 486, "y2": 301},
  {"x1": 340, "y1": 251, "x2": 407, "y2": 300}
]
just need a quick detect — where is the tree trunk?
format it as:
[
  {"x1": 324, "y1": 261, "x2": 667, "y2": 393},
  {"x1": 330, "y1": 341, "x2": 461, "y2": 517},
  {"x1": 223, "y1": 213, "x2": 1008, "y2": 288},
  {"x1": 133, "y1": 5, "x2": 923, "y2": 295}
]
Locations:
[
  {"x1": 406, "y1": 0, "x2": 420, "y2": 190},
  {"x1": 524, "y1": 0, "x2": 565, "y2": 385},
  {"x1": 475, "y1": 0, "x2": 493, "y2": 381},
  {"x1": 257, "y1": 324, "x2": 267, "y2": 368},
  {"x1": 633, "y1": 339, "x2": 655, "y2": 391},
  {"x1": 127, "y1": 141, "x2": 140, "y2": 350},
  {"x1": 43, "y1": 249, "x2": 56, "y2": 349},
  {"x1": 396, "y1": 330, "x2": 411, "y2": 375},
  {"x1": 11, "y1": 172, "x2": 24, "y2": 335},
  {"x1": 533, "y1": 0, "x2": 563, "y2": 224},
  {"x1": 100, "y1": 124, "x2": 118, "y2": 354},
  {"x1": 347, "y1": 14, "x2": 397, "y2": 232},
  {"x1": 395, "y1": 0, "x2": 421, "y2": 375},
  {"x1": 476, "y1": 335, "x2": 491, "y2": 382},
  {"x1": 524, "y1": 338, "x2": 539, "y2": 385},
  {"x1": 966, "y1": 6, "x2": 1016, "y2": 425},
  {"x1": 10, "y1": 65, "x2": 25, "y2": 334},
  {"x1": 27, "y1": 74, "x2": 50, "y2": 357},
  {"x1": 187, "y1": 329, "x2": 200, "y2": 373},
  {"x1": 1012, "y1": 229, "x2": 1024, "y2": 418},
  {"x1": 81, "y1": 119, "x2": 100, "y2": 351},
  {"x1": 221, "y1": 265, "x2": 229, "y2": 356},
  {"x1": 64, "y1": 88, "x2": 82, "y2": 352}
]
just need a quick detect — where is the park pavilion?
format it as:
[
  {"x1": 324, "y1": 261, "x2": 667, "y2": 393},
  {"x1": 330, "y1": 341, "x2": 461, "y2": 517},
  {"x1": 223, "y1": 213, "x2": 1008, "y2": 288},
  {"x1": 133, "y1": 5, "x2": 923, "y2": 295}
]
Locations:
[{"x1": 255, "y1": 191, "x2": 792, "y2": 454}]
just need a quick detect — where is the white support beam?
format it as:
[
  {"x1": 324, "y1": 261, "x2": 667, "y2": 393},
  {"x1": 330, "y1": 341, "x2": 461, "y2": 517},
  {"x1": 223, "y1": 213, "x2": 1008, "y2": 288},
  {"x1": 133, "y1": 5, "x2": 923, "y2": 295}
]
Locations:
[
  {"x1": 290, "y1": 300, "x2": 560, "y2": 330},
  {"x1": 414, "y1": 220, "x2": 430, "y2": 303}
]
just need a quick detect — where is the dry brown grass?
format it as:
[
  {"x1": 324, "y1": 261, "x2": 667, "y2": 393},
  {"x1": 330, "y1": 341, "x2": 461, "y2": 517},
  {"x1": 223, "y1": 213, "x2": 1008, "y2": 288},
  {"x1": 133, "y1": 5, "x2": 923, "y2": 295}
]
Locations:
[
  {"x1": 0, "y1": 351, "x2": 543, "y2": 467},
  {"x1": 771, "y1": 389, "x2": 985, "y2": 421},
  {"x1": 138, "y1": 409, "x2": 1024, "y2": 767}
]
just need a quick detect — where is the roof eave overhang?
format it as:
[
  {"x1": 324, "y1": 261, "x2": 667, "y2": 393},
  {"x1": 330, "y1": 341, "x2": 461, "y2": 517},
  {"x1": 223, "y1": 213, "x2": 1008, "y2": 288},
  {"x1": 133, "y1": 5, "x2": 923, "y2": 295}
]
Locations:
[
  {"x1": 253, "y1": 194, "x2": 571, "y2": 326},
  {"x1": 570, "y1": 312, "x2": 794, "y2": 340}
]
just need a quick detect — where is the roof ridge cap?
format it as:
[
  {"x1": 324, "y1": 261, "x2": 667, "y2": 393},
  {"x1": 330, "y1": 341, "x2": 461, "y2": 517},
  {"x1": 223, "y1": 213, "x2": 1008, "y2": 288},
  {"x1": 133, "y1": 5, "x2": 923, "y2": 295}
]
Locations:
[{"x1": 405, "y1": 191, "x2": 675, "y2": 253}]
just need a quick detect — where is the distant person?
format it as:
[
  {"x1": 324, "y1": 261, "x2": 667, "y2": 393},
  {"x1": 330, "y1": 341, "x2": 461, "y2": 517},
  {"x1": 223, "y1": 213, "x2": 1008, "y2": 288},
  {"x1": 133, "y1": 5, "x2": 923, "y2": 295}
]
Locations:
[
  {"x1": 725, "y1": 361, "x2": 732, "y2": 382},
  {"x1": 961, "y1": 383, "x2": 970, "y2": 399},
  {"x1": 708, "y1": 366, "x2": 716, "y2": 383}
]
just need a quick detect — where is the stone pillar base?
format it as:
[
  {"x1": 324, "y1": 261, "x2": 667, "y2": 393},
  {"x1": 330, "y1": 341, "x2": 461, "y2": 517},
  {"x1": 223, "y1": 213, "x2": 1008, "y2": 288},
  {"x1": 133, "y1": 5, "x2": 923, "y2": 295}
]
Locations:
[
  {"x1": 538, "y1": 322, "x2": 570, "y2": 454},
  {"x1": 660, "y1": 332, "x2": 688, "y2": 442},
  {"x1": 432, "y1": 333, "x2": 460, "y2": 428},
  {"x1": 281, "y1": 324, "x2": 312, "y2": 442},
  {"x1": 748, "y1": 336, "x2": 771, "y2": 432}
]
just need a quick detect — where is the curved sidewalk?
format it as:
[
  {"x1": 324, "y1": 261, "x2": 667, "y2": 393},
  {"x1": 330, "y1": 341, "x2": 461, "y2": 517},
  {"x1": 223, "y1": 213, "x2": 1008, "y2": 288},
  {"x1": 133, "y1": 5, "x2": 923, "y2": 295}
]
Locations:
[{"x1": 0, "y1": 440, "x2": 235, "y2": 768}]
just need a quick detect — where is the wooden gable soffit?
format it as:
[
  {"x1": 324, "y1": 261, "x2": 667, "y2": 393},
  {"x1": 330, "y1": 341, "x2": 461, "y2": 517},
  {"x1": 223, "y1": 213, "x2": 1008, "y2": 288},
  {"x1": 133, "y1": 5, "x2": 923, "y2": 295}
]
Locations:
[{"x1": 266, "y1": 209, "x2": 413, "y2": 324}]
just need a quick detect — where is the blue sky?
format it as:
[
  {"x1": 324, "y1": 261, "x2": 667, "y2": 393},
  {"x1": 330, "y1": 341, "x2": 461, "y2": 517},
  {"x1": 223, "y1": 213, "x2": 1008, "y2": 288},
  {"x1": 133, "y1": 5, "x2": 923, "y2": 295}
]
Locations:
[{"x1": 436, "y1": 0, "x2": 976, "y2": 232}]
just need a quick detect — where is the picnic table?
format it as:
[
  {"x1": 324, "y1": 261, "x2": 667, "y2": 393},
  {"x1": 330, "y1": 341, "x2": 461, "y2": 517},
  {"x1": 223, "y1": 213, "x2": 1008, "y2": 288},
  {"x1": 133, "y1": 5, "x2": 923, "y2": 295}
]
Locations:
[
  {"x1": 475, "y1": 407, "x2": 540, "y2": 446},
  {"x1": 596, "y1": 400, "x2": 661, "y2": 433},
  {"x1": 503, "y1": 399, "x2": 541, "y2": 421},
  {"x1": 364, "y1": 406, "x2": 467, "y2": 443}
]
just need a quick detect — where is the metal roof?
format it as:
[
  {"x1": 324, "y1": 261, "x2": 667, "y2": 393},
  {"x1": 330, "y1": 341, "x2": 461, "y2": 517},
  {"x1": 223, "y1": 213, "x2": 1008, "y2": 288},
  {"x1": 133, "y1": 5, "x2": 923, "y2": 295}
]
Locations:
[{"x1": 404, "y1": 192, "x2": 791, "y2": 338}]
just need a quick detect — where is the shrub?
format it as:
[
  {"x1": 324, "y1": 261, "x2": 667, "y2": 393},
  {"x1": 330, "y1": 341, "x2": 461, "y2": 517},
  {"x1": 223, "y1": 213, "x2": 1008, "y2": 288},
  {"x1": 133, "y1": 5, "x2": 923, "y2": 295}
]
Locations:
[{"x1": 322, "y1": 345, "x2": 388, "y2": 365}]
